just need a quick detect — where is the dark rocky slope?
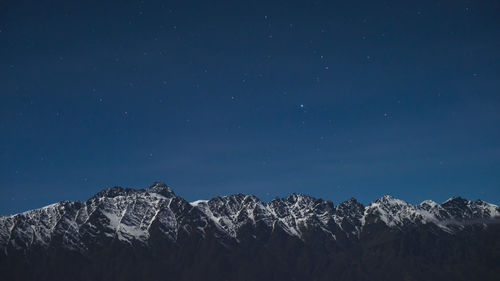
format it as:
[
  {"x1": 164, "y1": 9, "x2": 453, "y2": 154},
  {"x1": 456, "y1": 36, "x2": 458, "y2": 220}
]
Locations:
[{"x1": 1, "y1": 182, "x2": 499, "y2": 281}]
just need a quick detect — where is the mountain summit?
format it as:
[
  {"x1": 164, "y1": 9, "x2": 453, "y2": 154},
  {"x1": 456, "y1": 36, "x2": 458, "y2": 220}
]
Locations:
[{"x1": 1, "y1": 182, "x2": 499, "y2": 281}]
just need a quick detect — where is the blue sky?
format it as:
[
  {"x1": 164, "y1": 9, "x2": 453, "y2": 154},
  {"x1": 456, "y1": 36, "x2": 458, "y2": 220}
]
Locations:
[{"x1": 1, "y1": 0, "x2": 499, "y2": 214}]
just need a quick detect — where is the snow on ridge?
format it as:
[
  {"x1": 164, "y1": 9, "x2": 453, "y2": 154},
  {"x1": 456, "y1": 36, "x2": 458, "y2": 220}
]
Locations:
[
  {"x1": 190, "y1": 200, "x2": 208, "y2": 207},
  {"x1": 420, "y1": 200, "x2": 439, "y2": 208},
  {"x1": 1, "y1": 182, "x2": 499, "y2": 253}
]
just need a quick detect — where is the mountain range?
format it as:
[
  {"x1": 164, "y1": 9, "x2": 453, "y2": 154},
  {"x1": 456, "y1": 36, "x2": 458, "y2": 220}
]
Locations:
[{"x1": 1, "y1": 182, "x2": 499, "y2": 281}]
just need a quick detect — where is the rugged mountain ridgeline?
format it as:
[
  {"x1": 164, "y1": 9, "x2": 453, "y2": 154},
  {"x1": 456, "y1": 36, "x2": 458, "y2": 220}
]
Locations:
[{"x1": 1, "y1": 182, "x2": 499, "y2": 281}]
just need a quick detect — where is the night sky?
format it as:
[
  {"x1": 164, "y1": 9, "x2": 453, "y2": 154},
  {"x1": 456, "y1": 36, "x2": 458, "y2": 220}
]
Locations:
[{"x1": 1, "y1": 0, "x2": 500, "y2": 215}]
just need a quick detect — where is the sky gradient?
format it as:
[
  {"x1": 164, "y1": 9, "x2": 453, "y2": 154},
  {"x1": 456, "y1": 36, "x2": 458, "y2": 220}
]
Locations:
[{"x1": 1, "y1": 0, "x2": 500, "y2": 215}]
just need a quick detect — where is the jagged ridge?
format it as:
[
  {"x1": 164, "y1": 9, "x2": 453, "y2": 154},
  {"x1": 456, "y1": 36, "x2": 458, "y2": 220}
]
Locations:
[{"x1": 1, "y1": 182, "x2": 499, "y2": 254}]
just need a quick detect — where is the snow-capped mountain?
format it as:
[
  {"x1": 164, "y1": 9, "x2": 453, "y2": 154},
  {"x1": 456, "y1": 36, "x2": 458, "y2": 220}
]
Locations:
[
  {"x1": 1, "y1": 182, "x2": 498, "y2": 252},
  {"x1": 1, "y1": 182, "x2": 499, "y2": 281}
]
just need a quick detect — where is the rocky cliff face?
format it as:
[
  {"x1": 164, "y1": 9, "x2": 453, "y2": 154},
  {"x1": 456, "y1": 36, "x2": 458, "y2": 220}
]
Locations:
[{"x1": 1, "y1": 182, "x2": 499, "y2": 281}]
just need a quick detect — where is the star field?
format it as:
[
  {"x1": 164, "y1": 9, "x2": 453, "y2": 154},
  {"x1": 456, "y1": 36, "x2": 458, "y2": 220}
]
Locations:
[{"x1": 1, "y1": 0, "x2": 499, "y2": 214}]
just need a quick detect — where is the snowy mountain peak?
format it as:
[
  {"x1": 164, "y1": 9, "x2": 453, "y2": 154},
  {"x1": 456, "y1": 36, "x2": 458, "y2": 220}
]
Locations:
[
  {"x1": 2, "y1": 183, "x2": 499, "y2": 281},
  {"x1": 92, "y1": 186, "x2": 138, "y2": 199},
  {"x1": 374, "y1": 195, "x2": 408, "y2": 206},
  {"x1": 1, "y1": 182, "x2": 499, "y2": 255},
  {"x1": 419, "y1": 199, "x2": 439, "y2": 208},
  {"x1": 345, "y1": 197, "x2": 359, "y2": 204},
  {"x1": 336, "y1": 197, "x2": 363, "y2": 212},
  {"x1": 90, "y1": 182, "x2": 175, "y2": 201},
  {"x1": 442, "y1": 196, "x2": 469, "y2": 207},
  {"x1": 146, "y1": 181, "x2": 175, "y2": 197}
]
